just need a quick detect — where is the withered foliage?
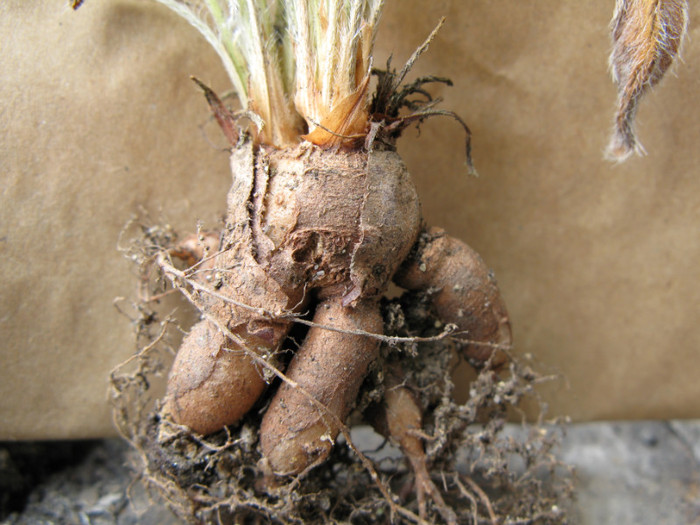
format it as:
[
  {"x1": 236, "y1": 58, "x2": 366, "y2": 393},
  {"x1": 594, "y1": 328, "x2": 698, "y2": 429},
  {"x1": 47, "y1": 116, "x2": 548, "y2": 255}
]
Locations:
[
  {"x1": 109, "y1": 221, "x2": 574, "y2": 525},
  {"x1": 608, "y1": 0, "x2": 688, "y2": 160}
]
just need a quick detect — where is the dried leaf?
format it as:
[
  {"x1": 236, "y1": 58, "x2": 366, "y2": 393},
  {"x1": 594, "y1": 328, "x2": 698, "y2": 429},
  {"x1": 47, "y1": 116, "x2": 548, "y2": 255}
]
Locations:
[
  {"x1": 607, "y1": 0, "x2": 688, "y2": 161},
  {"x1": 191, "y1": 77, "x2": 239, "y2": 147},
  {"x1": 302, "y1": 75, "x2": 370, "y2": 148}
]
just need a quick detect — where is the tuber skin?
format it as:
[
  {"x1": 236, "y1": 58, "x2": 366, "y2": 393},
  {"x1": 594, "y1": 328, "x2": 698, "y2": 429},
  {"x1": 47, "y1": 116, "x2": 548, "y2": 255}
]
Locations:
[
  {"x1": 165, "y1": 317, "x2": 291, "y2": 435},
  {"x1": 164, "y1": 141, "x2": 422, "y2": 446},
  {"x1": 366, "y1": 229, "x2": 513, "y2": 522},
  {"x1": 260, "y1": 297, "x2": 382, "y2": 474},
  {"x1": 394, "y1": 227, "x2": 512, "y2": 368},
  {"x1": 163, "y1": 137, "x2": 512, "y2": 486}
]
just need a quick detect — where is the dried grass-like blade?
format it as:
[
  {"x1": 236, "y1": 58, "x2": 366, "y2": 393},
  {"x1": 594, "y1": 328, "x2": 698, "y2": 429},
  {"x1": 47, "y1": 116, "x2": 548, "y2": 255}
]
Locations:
[
  {"x1": 607, "y1": 0, "x2": 688, "y2": 161},
  {"x1": 394, "y1": 17, "x2": 445, "y2": 92},
  {"x1": 191, "y1": 77, "x2": 239, "y2": 146},
  {"x1": 302, "y1": 74, "x2": 371, "y2": 148}
]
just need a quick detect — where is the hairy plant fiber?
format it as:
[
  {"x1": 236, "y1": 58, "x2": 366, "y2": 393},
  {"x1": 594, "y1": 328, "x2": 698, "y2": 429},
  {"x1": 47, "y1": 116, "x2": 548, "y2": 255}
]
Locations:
[{"x1": 608, "y1": 0, "x2": 688, "y2": 160}]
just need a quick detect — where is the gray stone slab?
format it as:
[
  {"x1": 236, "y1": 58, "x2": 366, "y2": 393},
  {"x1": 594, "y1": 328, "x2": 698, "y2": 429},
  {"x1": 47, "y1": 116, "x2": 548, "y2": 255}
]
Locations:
[{"x1": 561, "y1": 421, "x2": 700, "y2": 525}]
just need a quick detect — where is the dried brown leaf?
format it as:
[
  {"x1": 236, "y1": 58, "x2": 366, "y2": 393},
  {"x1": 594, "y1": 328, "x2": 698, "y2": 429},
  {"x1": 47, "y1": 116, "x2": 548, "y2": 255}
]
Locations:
[
  {"x1": 191, "y1": 77, "x2": 239, "y2": 147},
  {"x1": 302, "y1": 75, "x2": 371, "y2": 148},
  {"x1": 607, "y1": 0, "x2": 688, "y2": 161}
]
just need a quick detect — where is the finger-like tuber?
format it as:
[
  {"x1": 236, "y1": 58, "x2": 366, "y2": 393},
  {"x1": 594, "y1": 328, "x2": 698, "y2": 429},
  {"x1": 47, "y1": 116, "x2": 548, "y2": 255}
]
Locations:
[
  {"x1": 260, "y1": 297, "x2": 382, "y2": 475},
  {"x1": 394, "y1": 227, "x2": 512, "y2": 367}
]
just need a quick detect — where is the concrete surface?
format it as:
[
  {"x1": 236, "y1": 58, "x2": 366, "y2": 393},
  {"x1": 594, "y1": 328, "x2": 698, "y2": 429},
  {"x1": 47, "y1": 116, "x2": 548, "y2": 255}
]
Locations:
[{"x1": 564, "y1": 421, "x2": 700, "y2": 525}]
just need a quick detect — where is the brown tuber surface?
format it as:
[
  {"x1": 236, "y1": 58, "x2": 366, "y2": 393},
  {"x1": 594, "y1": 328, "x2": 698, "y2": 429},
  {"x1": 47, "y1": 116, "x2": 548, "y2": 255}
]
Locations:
[
  {"x1": 260, "y1": 297, "x2": 383, "y2": 475},
  {"x1": 372, "y1": 364, "x2": 458, "y2": 525},
  {"x1": 91, "y1": 3, "x2": 539, "y2": 519},
  {"x1": 395, "y1": 227, "x2": 512, "y2": 367},
  {"x1": 163, "y1": 141, "x2": 424, "y2": 450},
  {"x1": 158, "y1": 135, "x2": 515, "y2": 493},
  {"x1": 113, "y1": 161, "x2": 572, "y2": 522}
]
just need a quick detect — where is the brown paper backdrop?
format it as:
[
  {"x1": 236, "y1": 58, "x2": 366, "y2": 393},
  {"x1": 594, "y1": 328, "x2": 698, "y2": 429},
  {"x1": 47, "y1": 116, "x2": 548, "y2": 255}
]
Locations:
[{"x1": 2, "y1": 1, "x2": 699, "y2": 439}]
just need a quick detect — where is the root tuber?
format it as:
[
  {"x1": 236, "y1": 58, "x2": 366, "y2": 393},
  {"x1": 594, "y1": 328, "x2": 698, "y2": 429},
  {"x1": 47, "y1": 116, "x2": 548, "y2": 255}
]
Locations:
[
  {"x1": 164, "y1": 141, "x2": 422, "y2": 451},
  {"x1": 260, "y1": 297, "x2": 382, "y2": 475},
  {"x1": 164, "y1": 318, "x2": 290, "y2": 435},
  {"x1": 371, "y1": 364, "x2": 458, "y2": 525},
  {"x1": 394, "y1": 227, "x2": 512, "y2": 367},
  {"x1": 160, "y1": 140, "x2": 514, "y2": 486}
]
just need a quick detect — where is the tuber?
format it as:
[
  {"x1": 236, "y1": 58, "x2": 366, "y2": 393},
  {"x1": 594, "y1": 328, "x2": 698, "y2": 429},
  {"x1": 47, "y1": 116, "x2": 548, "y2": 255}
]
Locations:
[
  {"x1": 159, "y1": 126, "x2": 512, "y2": 485},
  {"x1": 164, "y1": 142, "x2": 423, "y2": 460}
]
